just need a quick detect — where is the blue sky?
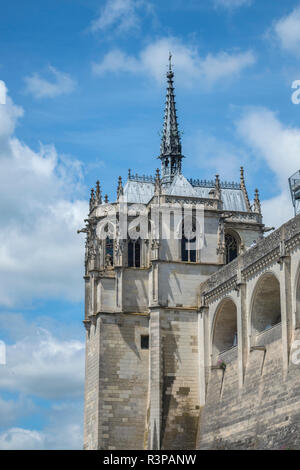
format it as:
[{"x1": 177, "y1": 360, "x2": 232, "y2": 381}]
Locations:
[{"x1": 1, "y1": 0, "x2": 300, "y2": 449}]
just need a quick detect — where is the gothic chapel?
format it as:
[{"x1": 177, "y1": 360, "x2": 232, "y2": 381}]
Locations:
[{"x1": 80, "y1": 56, "x2": 300, "y2": 450}]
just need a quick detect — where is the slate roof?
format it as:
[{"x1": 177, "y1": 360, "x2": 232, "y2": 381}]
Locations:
[{"x1": 123, "y1": 173, "x2": 248, "y2": 212}]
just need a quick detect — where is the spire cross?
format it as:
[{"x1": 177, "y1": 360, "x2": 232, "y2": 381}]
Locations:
[{"x1": 168, "y1": 51, "x2": 172, "y2": 72}]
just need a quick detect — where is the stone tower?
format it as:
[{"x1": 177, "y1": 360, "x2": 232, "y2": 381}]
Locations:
[{"x1": 80, "y1": 59, "x2": 267, "y2": 450}]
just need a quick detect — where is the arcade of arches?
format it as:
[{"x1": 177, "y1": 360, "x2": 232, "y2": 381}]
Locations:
[{"x1": 212, "y1": 272, "x2": 283, "y2": 356}]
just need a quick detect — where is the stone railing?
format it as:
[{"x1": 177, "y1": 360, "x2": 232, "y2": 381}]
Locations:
[
  {"x1": 242, "y1": 228, "x2": 281, "y2": 271},
  {"x1": 128, "y1": 172, "x2": 155, "y2": 183},
  {"x1": 283, "y1": 214, "x2": 300, "y2": 241},
  {"x1": 164, "y1": 195, "x2": 222, "y2": 210},
  {"x1": 188, "y1": 178, "x2": 240, "y2": 190},
  {"x1": 204, "y1": 258, "x2": 238, "y2": 293},
  {"x1": 218, "y1": 345, "x2": 238, "y2": 364},
  {"x1": 223, "y1": 211, "x2": 262, "y2": 224},
  {"x1": 201, "y1": 213, "x2": 300, "y2": 304},
  {"x1": 254, "y1": 322, "x2": 282, "y2": 347}
]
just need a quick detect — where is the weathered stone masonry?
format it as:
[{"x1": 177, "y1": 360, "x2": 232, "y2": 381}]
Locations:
[
  {"x1": 81, "y1": 58, "x2": 300, "y2": 450},
  {"x1": 197, "y1": 215, "x2": 300, "y2": 449}
]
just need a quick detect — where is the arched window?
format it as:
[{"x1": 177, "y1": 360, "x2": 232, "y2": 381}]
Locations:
[
  {"x1": 128, "y1": 239, "x2": 141, "y2": 267},
  {"x1": 181, "y1": 217, "x2": 197, "y2": 262},
  {"x1": 105, "y1": 237, "x2": 114, "y2": 266},
  {"x1": 225, "y1": 232, "x2": 238, "y2": 264}
]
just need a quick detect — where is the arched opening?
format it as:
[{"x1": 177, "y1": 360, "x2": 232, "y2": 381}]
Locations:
[
  {"x1": 225, "y1": 231, "x2": 239, "y2": 264},
  {"x1": 100, "y1": 221, "x2": 115, "y2": 267},
  {"x1": 105, "y1": 237, "x2": 114, "y2": 266},
  {"x1": 181, "y1": 216, "x2": 197, "y2": 262},
  {"x1": 212, "y1": 298, "x2": 238, "y2": 357},
  {"x1": 251, "y1": 273, "x2": 281, "y2": 335},
  {"x1": 128, "y1": 238, "x2": 141, "y2": 267}
]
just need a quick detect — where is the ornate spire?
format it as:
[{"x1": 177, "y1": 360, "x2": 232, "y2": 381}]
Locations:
[
  {"x1": 89, "y1": 188, "x2": 95, "y2": 212},
  {"x1": 117, "y1": 176, "x2": 123, "y2": 200},
  {"x1": 154, "y1": 168, "x2": 161, "y2": 195},
  {"x1": 253, "y1": 188, "x2": 261, "y2": 214},
  {"x1": 215, "y1": 174, "x2": 221, "y2": 199},
  {"x1": 104, "y1": 194, "x2": 109, "y2": 203},
  {"x1": 240, "y1": 166, "x2": 251, "y2": 212},
  {"x1": 95, "y1": 180, "x2": 102, "y2": 205},
  {"x1": 159, "y1": 53, "x2": 183, "y2": 182}
]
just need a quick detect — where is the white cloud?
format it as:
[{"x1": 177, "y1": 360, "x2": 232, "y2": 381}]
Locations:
[
  {"x1": 92, "y1": 49, "x2": 140, "y2": 75},
  {"x1": 214, "y1": 0, "x2": 251, "y2": 8},
  {"x1": 272, "y1": 5, "x2": 300, "y2": 55},
  {"x1": 0, "y1": 428, "x2": 45, "y2": 450},
  {"x1": 261, "y1": 191, "x2": 293, "y2": 230},
  {"x1": 237, "y1": 108, "x2": 298, "y2": 227},
  {"x1": 0, "y1": 80, "x2": 6, "y2": 104},
  {"x1": 93, "y1": 37, "x2": 255, "y2": 87},
  {"x1": 0, "y1": 316, "x2": 84, "y2": 449},
  {"x1": 0, "y1": 395, "x2": 36, "y2": 427},
  {"x1": 24, "y1": 66, "x2": 76, "y2": 99},
  {"x1": 0, "y1": 408, "x2": 83, "y2": 450},
  {"x1": 199, "y1": 50, "x2": 255, "y2": 84},
  {"x1": 0, "y1": 84, "x2": 88, "y2": 306},
  {"x1": 90, "y1": 0, "x2": 152, "y2": 34},
  {"x1": 0, "y1": 326, "x2": 84, "y2": 399},
  {"x1": 237, "y1": 108, "x2": 300, "y2": 187},
  {"x1": 186, "y1": 130, "x2": 246, "y2": 181}
]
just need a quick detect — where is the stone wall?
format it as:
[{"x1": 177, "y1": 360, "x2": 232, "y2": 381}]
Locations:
[
  {"x1": 84, "y1": 313, "x2": 149, "y2": 450},
  {"x1": 123, "y1": 269, "x2": 149, "y2": 312},
  {"x1": 160, "y1": 310, "x2": 200, "y2": 450},
  {"x1": 196, "y1": 214, "x2": 300, "y2": 450},
  {"x1": 197, "y1": 335, "x2": 300, "y2": 449},
  {"x1": 84, "y1": 316, "x2": 101, "y2": 450},
  {"x1": 158, "y1": 263, "x2": 218, "y2": 309}
]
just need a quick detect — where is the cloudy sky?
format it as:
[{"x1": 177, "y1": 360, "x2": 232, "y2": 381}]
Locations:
[{"x1": 1, "y1": 0, "x2": 300, "y2": 449}]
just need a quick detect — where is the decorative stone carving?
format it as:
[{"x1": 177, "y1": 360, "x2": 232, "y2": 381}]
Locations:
[
  {"x1": 253, "y1": 188, "x2": 261, "y2": 214},
  {"x1": 240, "y1": 166, "x2": 251, "y2": 212},
  {"x1": 216, "y1": 218, "x2": 225, "y2": 263},
  {"x1": 105, "y1": 253, "x2": 113, "y2": 269}
]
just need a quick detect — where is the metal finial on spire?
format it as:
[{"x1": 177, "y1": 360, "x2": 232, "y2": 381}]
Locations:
[{"x1": 167, "y1": 51, "x2": 174, "y2": 80}]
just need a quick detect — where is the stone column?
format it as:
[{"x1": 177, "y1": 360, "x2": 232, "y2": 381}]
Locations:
[
  {"x1": 198, "y1": 306, "x2": 208, "y2": 406},
  {"x1": 236, "y1": 284, "x2": 246, "y2": 388},
  {"x1": 115, "y1": 267, "x2": 123, "y2": 312},
  {"x1": 84, "y1": 275, "x2": 90, "y2": 319},
  {"x1": 279, "y1": 254, "x2": 292, "y2": 374},
  {"x1": 89, "y1": 271, "x2": 97, "y2": 317},
  {"x1": 236, "y1": 264, "x2": 247, "y2": 388},
  {"x1": 149, "y1": 308, "x2": 162, "y2": 450}
]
